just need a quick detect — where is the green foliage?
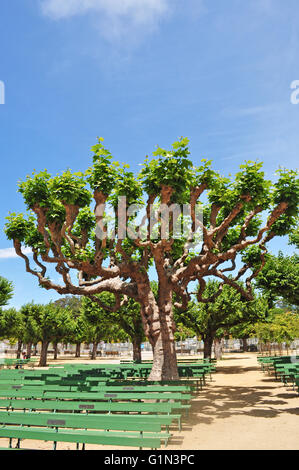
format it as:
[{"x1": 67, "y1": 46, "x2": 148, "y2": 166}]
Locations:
[
  {"x1": 177, "y1": 280, "x2": 266, "y2": 340},
  {"x1": 20, "y1": 302, "x2": 75, "y2": 345},
  {"x1": 18, "y1": 170, "x2": 51, "y2": 209},
  {"x1": 85, "y1": 138, "x2": 119, "y2": 195},
  {"x1": 235, "y1": 161, "x2": 271, "y2": 208},
  {"x1": 50, "y1": 170, "x2": 91, "y2": 207},
  {"x1": 81, "y1": 294, "x2": 144, "y2": 344},
  {"x1": 288, "y1": 224, "x2": 299, "y2": 249},
  {"x1": 6, "y1": 138, "x2": 299, "y2": 261},
  {"x1": 253, "y1": 311, "x2": 299, "y2": 345},
  {"x1": 5, "y1": 213, "x2": 33, "y2": 243},
  {"x1": 139, "y1": 137, "x2": 195, "y2": 202},
  {"x1": 0, "y1": 276, "x2": 14, "y2": 308},
  {"x1": 255, "y1": 252, "x2": 299, "y2": 308},
  {"x1": 74, "y1": 207, "x2": 96, "y2": 232},
  {"x1": 271, "y1": 169, "x2": 299, "y2": 236},
  {"x1": 109, "y1": 169, "x2": 143, "y2": 209},
  {"x1": 0, "y1": 308, "x2": 23, "y2": 342}
]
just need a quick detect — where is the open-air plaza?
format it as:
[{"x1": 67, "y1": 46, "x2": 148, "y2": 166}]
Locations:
[{"x1": 0, "y1": 0, "x2": 298, "y2": 456}]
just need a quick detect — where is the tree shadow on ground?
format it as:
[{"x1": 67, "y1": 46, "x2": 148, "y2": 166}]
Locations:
[
  {"x1": 187, "y1": 381, "x2": 299, "y2": 426},
  {"x1": 218, "y1": 366, "x2": 260, "y2": 374},
  {"x1": 218, "y1": 356, "x2": 251, "y2": 361}
]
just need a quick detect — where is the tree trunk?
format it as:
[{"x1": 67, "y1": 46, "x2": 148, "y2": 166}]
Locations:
[
  {"x1": 242, "y1": 337, "x2": 249, "y2": 352},
  {"x1": 149, "y1": 328, "x2": 179, "y2": 380},
  {"x1": 203, "y1": 335, "x2": 214, "y2": 359},
  {"x1": 16, "y1": 341, "x2": 22, "y2": 359},
  {"x1": 214, "y1": 338, "x2": 223, "y2": 360},
  {"x1": 33, "y1": 344, "x2": 38, "y2": 356},
  {"x1": 26, "y1": 342, "x2": 32, "y2": 359},
  {"x1": 132, "y1": 338, "x2": 142, "y2": 363},
  {"x1": 53, "y1": 343, "x2": 58, "y2": 360},
  {"x1": 138, "y1": 282, "x2": 179, "y2": 381},
  {"x1": 149, "y1": 288, "x2": 179, "y2": 381},
  {"x1": 39, "y1": 341, "x2": 49, "y2": 367},
  {"x1": 75, "y1": 343, "x2": 81, "y2": 358},
  {"x1": 91, "y1": 342, "x2": 98, "y2": 360}
]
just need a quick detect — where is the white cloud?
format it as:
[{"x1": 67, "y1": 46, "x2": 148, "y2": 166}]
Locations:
[
  {"x1": 41, "y1": 0, "x2": 169, "y2": 40},
  {"x1": 0, "y1": 248, "x2": 32, "y2": 260}
]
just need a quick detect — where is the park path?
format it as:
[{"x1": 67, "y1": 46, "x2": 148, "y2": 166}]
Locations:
[{"x1": 167, "y1": 353, "x2": 299, "y2": 450}]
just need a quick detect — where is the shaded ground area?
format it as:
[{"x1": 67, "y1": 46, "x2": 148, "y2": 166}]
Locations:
[{"x1": 167, "y1": 353, "x2": 299, "y2": 450}]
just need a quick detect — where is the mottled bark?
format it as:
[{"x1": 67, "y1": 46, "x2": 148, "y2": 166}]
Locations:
[
  {"x1": 143, "y1": 287, "x2": 179, "y2": 381},
  {"x1": 214, "y1": 338, "x2": 223, "y2": 360}
]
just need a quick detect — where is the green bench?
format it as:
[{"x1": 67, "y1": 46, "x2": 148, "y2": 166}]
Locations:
[{"x1": 0, "y1": 399, "x2": 185, "y2": 430}]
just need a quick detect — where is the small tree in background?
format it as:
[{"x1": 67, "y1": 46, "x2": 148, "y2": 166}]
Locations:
[
  {"x1": 0, "y1": 308, "x2": 25, "y2": 358},
  {"x1": 82, "y1": 294, "x2": 145, "y2": 362},
  {"x1": 53, "y1": 295, "x2": 84, "y2": 357},
  {"x1": 178, "y1": 281, "x2": 268, "y2": 358},
  {"x1": 253, "y1": 311, "x2": 299, "y2": 355},
  {"x1": 20, "y1": 303, "x2": 75, "y2": 366},
  {"x1": 0, "y1": 276, "x2": 14, "y2": 309},
  {"x1": 255, "y1": 252, "x2": 299, "y2": 309}
]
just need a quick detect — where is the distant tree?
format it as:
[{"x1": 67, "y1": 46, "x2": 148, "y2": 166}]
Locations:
[
  {"x1": 81, "y1": 294, "x2": 145, "y2": 361},
  {"x1": 20, "y1": 303, "x2": 75, "y2": 366},
  {"x1": 255, "y1": 252, "x2": 299, "y2": 309},
  {"x1": 178, "y1": 281, "x2": 267, "y2": 358},
  {"x1": 53, "y1": 295, "x2": 84, "y2": 356},
  {"x1": 0, "y1": 308, "x2": 25, "y2": 358},
  {"x1": 53, "y1": 295, "x2": 82, "y2": 313},
  {"x1": 0, "y1": 276, "x2": 14, "y2": 309},
  {"x1": 253, "y1": 311, "x2": 299, "y2": 355}
]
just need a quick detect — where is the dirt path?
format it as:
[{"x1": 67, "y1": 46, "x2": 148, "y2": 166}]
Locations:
[{"x1": 167, "y1": 353, "x2": 299, "y2": 450}]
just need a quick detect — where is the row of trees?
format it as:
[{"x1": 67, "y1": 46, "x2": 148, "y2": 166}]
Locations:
[
  {"x1": 0, "y1": 295, "x2": 146, "y2": 367},
  {"x1": 1, "y1": 268, "x2": 298, "y2": 366}
]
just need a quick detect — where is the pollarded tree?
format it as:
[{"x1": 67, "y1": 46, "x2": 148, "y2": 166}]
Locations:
[{"x1": 4, "y1": 138, "x2": 299, "y2": 380}]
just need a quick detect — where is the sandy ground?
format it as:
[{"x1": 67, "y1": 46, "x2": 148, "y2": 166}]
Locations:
[{"x1": 0, "y1": 353, "x2": 298, "y2": 450}]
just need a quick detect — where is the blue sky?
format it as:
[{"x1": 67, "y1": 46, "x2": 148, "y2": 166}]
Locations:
[{"x1": 0, "y1": 0, "x2": 298, "y2": 309}]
